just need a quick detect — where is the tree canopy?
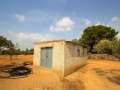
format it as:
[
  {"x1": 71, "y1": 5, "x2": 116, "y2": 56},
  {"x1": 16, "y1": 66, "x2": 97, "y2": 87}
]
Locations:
[
  {"x1": 80, "y1": 25, "x2": 118, "y2": 52},
  {"x1": 0, "y1": 36, "x2": 14, "y2": 50}
]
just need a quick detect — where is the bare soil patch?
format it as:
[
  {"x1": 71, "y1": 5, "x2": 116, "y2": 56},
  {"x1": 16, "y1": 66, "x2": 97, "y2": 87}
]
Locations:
[{"x1": 0, "y1": 55, "x2": 120, "y2": 90}]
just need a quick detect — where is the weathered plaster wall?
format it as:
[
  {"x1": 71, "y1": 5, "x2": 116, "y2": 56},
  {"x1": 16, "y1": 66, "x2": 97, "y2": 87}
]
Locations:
[
  {"x1": 64, "y1": 43, "x2": 87, "y2": 76},
  {"x1": 33, "y1": 40, "x2": 65, "y2": 76},
  {"x1": 33, "y1": 40, "x2": 87, "y2": 77}
]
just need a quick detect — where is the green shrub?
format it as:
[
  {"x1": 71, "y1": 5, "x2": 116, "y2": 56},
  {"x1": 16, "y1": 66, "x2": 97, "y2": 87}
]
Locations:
[
  {"x1": 94, "y1": 39, "x2": 120, "y2": 55},
  {"x1": 111, "y1": 39, "x2": 120, "y2": 55},
  {"x1": 94, "y1": 39, "x2": 112, "y2": 54}
]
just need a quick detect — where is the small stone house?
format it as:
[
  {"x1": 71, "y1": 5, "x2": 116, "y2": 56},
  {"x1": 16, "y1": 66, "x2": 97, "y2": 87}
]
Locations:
[{"x1": 33, "y1": 40, "x2": 87, "y2": 77}]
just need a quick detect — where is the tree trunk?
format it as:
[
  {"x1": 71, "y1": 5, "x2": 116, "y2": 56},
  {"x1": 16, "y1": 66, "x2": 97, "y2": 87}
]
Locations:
[{"x1": 10, "y1": 55, "x2": 13, "y2": 63}]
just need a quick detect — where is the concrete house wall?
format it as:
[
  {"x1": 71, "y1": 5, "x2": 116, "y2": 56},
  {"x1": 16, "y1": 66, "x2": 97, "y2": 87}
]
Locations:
[
  {"x1": 33, "y1": 40, "x2": 65, "y2": 76},
  {"x1": 64, "y1": 42, "x2": 87, "y2": 75},
  {"x1": 33, "y1": 40, "x2": 87, "y2": 77}
]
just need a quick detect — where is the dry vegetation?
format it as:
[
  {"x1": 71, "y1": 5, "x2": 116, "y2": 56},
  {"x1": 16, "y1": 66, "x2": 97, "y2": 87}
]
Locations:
[{"x1": 0, "y1": 55, "x2": 120, "y2": 90}]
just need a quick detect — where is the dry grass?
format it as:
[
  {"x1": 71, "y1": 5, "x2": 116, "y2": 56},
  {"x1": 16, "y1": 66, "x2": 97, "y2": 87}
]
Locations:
[{"x1": 0, "y1": 56, "x2": 120, "y2": 90}]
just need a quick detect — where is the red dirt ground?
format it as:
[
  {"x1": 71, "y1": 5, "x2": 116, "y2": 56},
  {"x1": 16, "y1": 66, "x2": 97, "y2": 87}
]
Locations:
[{"x1": 0, "y1": 55, "x2": 120, "y2": 90}]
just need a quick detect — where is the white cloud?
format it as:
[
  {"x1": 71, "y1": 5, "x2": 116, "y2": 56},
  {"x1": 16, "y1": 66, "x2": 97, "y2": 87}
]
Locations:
[
  {"x1": 116, "y1": 33, "x2": 120, "y2": 39},
  {"x1": 111, "y1": 16, "x2": 119, "y2": 22},
  {"x1": 2, "y1": 32, "x2": 52, "y2": 49},
  {"x1": 15, "y1": 14, "x2": 26, "y2": 22},
  {"x1": 81, "y1": 18, "x2": 92, "y2": 27},
  {"x1": 50, "y1": 17, "x2": 74, "y2": 32},
  {"x1": 95, "y1": 22, "x2": 106, "y2": 26},
  {"x1": 110, "y1": 16, "x2": 120, "y2": 32}
]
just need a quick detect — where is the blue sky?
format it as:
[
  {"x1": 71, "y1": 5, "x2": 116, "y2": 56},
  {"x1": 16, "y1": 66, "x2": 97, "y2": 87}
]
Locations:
[{"x1": 0, "y1": 0, "x2": 120, "y2": 49}]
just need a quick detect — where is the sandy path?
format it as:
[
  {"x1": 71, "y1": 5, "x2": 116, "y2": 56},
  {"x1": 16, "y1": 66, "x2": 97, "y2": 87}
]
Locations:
[{"x1": 66, "y1": 59, "x2": 120, "y2": 90}]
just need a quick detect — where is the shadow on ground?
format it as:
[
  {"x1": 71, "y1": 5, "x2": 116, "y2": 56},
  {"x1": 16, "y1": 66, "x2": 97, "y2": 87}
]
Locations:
[
  {"x1": 93, "y1": 68, "x2": 120, "y2": 85},
  {"x1": 62, "y1": 79, "x2": 85, "y2": 90},
  {"x1": 0, "y1": 61, "x2": 32, "y2": 79}
]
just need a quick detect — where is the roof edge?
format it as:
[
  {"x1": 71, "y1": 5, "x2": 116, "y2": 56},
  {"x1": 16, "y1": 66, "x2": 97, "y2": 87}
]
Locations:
[{"x1": 34, "y1": 39, "x2": 65, "y2": 44}]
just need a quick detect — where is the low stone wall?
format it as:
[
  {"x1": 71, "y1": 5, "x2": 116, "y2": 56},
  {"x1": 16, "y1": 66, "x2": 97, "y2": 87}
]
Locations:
[{"x1": 88, "y1": 54, "x2": 120, "y2": 61}]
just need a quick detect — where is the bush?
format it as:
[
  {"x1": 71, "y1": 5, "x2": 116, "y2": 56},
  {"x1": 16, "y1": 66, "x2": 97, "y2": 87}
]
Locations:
[
  {"x1": 94, "y1": 39, "x2": 120, "y2": 55},
  {"x1": 111, "y1": 39, "x2": 120, "y2": 55},
  {"x1": 94, "y1": 39, "x2": 112, "y2": 54}
]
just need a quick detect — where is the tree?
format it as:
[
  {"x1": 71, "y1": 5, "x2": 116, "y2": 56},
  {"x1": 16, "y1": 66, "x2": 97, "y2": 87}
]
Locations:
[
  {"x1": 80, "y1": 25, "x2": 118, "y2": 52},
  {"x1": 0, "y1": 36, "x2": 14, "y2": 51},
  {"x1": 93, "y1": 39, "x2": 112, "y2": 54},
  {"x1": 72, "y1": 39, "x2": 81, "y2": 45},
  {"x1": 24, "y1": 48, "x2": 33, "y2": 55},
  {"x1": 0, "y1": 36, "x2": 15, "y2": 61}
]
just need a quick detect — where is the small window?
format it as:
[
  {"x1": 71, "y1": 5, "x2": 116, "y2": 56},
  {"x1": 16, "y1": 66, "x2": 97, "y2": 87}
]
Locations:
[{"x1": 77, "y1": 48, "x2": 80, "y2": 57}]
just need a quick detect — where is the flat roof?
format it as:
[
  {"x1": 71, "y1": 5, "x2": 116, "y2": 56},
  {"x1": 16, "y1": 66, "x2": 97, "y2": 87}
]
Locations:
[{"x1": 35, "y1": 39, "x2": 85, "y2": 47}]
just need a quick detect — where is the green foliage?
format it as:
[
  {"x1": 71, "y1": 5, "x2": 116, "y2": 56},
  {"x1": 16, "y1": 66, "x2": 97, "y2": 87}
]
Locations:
[
  {"x1": 80, "y1": 25, "x2": 118, "y2": 52},
  {"x1": 11, "y1": 48, "x2": 33, "y2": 55},
  {"x1": 94, "y1": 39, "x2": 120, "y2": 55},
  {"x1": 0, "y1": 36, "x2": 14, "y2": 48},
  {"x1": 72, "y1": 39, "x2": 81, "y2": 45},
  {"x1": 0, "y1": 36, "x2": 15, "y2": 55},
  {"x1": 111, "y1": 39, "x2": 120, "y2": 55},
  {"x1": 0, "y1": 35, "x2": 33, "y2": 55},
  {"x1": 94, "y1": 39, "x2": 112, "y2": 54},
  {"x1": 21, "y1": 48, "x2": 34, "y2": 55}
]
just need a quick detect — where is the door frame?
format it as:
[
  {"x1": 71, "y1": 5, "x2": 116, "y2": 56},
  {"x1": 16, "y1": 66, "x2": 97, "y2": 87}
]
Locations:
[{"x1": 40, "y1": 47, "x2": 53, "y2": 68}]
